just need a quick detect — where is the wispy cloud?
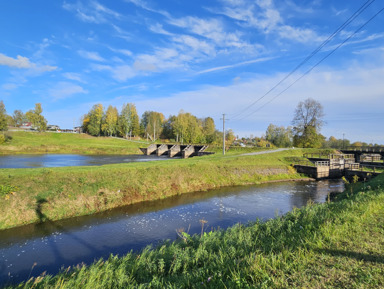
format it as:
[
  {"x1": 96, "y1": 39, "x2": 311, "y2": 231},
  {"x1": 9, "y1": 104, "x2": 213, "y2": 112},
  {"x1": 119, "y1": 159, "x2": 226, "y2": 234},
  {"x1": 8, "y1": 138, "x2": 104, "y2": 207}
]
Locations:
[
  {"x1": 125, "y1": 0, "x2": 170, "y2": 18},
  {"x1": 215, "y1": 0, "x2": 322, "y2": 43},
  {"x1": 78, "y1": 50, "x2": 105, "y2": 62},
  {"x1": 63, "y1": 0, "x2": 122, "y2": 24},
  {"x1": 49, "y1": 82, "x2": 88, "y2": 100},
  {"x1": 63, "y1": 72, "x2": 86, "y2": 83},
  {"x1": 197, "y1": 57, "x2": 275, "y2": 74}
]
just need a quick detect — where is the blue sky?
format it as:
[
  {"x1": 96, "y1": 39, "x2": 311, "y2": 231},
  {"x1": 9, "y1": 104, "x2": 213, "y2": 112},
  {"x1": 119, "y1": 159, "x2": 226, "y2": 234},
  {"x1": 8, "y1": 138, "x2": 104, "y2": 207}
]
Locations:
[{"x1": 0, "y1": 0, "x2": 383, "y2": 143}]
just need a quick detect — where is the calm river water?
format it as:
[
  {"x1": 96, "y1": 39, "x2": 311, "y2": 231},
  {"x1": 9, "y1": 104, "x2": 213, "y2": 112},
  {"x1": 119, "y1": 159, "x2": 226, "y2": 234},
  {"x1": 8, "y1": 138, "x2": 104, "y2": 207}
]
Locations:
[
  {"x1": 0, "y1": 179, "x2": 344, "y2": 286},
  {"x1": 0, "y1": 154, "x2": 169, "y2": 169}
]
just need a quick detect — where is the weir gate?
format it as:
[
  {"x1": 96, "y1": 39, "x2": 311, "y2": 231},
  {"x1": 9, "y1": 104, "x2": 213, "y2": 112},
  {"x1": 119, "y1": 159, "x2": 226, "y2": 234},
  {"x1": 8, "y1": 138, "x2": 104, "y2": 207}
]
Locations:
[
  {"x1": 294, "y1": 152, "x2": 382, "y2": 181},
  {"x1": 140, "y1": 144, "x2": 214, "y2": 159}
]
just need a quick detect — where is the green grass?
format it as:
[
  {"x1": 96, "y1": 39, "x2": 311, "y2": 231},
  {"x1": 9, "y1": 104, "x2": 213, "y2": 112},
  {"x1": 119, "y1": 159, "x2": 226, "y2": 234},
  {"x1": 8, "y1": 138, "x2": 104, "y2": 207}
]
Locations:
[
  {"x1": 0, "y1": 148, "x2": 310, "y2": 230},
  {"x1": 0, "y1": 131, "x2": 146, "y2": 154},
  {"x1": 5, "y1": 172, "x2": 384, "y2": 288}
]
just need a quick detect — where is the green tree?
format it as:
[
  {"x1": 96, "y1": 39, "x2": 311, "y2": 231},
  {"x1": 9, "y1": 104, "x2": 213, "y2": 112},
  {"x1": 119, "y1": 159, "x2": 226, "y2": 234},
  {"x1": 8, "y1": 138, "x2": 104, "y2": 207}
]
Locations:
[
  {"x1": 140, "y1": 111, "x2": 164, "y2": 141},
  {"x1": 118, "y1": 103, "x2": 140, "y2": 138},
  {"x1": 25, "y1": 103, "x2": 47, "y2": 132},
  {"x1": 0, "y1": 101, "x2": 8, "y2": 131},
  {"x1": 102, "y1": 105, "x2": 119, "y2": 136},
  {"x1": 265, "y1": 124, "x2": 293, "y2": 147},
  {"x1": 202, "y1": 117, "x2": 216, "y2": 144},
  {"x1": 12, "y1": 110, "x2": 27, "y2": 127},
  {"x1": 292, "y1": 98, "x2": 325, "y2": 148},
  {"x1": 87, "y1": 104, "x2": 104, "y2": 136},
  {"x1": 172, "y1": 111, "x2": 204, "y2": 144}
]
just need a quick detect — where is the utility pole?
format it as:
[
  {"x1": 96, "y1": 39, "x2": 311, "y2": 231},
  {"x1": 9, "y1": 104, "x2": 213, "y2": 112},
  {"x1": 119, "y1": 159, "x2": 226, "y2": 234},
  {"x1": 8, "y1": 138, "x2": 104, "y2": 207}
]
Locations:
[{"x1": 343, "y1": 133, "x2": 345, "y2": 149}]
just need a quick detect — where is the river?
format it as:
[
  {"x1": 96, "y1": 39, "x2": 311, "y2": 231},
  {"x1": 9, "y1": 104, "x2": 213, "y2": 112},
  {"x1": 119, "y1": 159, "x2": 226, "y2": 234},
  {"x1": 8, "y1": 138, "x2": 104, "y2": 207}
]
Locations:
[
  {"x1": 0, "y1": 179, "x2": 344, "y2": 286},
  {"x1": 0, "y1": 154, "x2": 170, "y2": 169}
]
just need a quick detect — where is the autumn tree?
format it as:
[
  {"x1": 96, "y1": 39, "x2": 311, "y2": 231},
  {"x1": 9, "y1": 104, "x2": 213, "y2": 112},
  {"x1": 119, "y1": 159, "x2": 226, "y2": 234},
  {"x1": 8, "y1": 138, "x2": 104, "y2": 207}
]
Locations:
[
  {"x1": 12, "y1": 110, "x2": 27, "y2": 127},
  {"x1": 118, "y1": 103, "x2": 140, "y2": 138},
  {"x1": 102, "y1": 105, "x2": 119, "y2": 136},
  {"x1": 292, "y1": 98, "x2": 325, "y2": 148},
  {"x1": 87, "y1": 104, "x2": 104, "y2": 136},
  {"x1": 172, "y1": 111, "x2": 204, "y2": 144},
  {"x1": 0, "y1": 101, "x2": 8, "y2": 131},
  {"x1": 25, "y1": 103, "x2": 47, "y2": 132},
  {"x1": 140, "y1": 111, "x2": 164, "y2": 141},
  {"x1": 202, "y1": 117, "x2": 216, "y2": 144}
]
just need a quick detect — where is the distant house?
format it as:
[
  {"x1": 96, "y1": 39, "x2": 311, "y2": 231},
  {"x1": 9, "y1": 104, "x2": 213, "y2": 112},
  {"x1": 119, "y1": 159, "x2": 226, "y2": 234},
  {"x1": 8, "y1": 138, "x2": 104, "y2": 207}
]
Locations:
[
  {"x1": 47, "y1": 125, "x2": 60, "y2": 131},
  {"x1": 20, "y1": 122, "x2": 34, "y2": 130},
  {"x1": 74, "y1": 126, "x2": 83, "y2": 133}
]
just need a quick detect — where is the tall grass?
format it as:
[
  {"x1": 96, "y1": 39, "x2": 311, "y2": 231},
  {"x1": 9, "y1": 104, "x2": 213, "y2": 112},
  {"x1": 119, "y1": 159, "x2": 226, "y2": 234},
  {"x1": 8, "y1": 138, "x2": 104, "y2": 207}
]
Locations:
[{"x1": 5, "y1": 174, "x2": 384, "y2": 288}]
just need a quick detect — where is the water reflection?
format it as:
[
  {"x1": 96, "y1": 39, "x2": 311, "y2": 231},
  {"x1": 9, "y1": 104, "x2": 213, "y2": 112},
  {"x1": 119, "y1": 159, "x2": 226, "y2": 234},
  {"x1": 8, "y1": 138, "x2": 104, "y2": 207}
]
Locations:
[
  {"x1": 0, "y1": 179, "x2": 344, "y2": 286},
  {"x1": 0, "y1": 154, "x2": 170, "y2": 169}
]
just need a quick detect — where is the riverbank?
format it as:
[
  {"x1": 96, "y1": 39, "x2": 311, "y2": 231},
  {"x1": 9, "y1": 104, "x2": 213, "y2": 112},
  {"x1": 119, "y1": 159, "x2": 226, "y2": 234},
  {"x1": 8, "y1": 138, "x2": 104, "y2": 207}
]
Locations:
[
  {"x1": 0, "y1": 148, "x2": 310, "y2": 230},
  {"x1": 4, "y1": 170, "x2": 384, "y2": 288},
  {"x1": 0, "y1": 131, "x2": 145, "y2": 155}
]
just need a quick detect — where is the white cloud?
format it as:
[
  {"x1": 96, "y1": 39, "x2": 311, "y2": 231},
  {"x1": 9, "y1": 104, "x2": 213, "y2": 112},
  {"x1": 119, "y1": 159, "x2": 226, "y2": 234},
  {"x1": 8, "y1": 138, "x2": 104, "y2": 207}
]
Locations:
[
  {"x1": 111, "y1": 65, "x2": 136, "y2": 81},
  {"x1": 78, "y1": 50, "x2": 105, "y2": 62},
  {"x1": 215, "y1": 0, "x2": 322, "y2": 43},
  {"x1": 0, "y1": 53, "x2": 57, "y2": 72},
  {"x1": 63, "y1": 1, "x2": 121, "y2": 24},
  {"x1": 63, "y1": 72, "x2": 86, "y2": 83},
  {"x1": 168, "y1": 16, "x2": 245, "y2": 48},
  {"x1": 125, "y1": 0, "x2": 170, "y2": 18},
  {"x1": 49, "y1": 82, "x2": 88, "y2": 100},
  {"x1": 0, "y1": 54, "x2": 31, "y2": 68}
]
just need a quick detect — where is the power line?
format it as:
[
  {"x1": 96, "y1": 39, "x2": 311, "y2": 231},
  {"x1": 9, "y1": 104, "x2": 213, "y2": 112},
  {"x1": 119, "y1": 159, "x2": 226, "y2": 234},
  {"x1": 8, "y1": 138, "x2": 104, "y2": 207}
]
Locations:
[
  {"x1": 237, "y1": 5, "x2": 384, "y2": 121},
  {"x1": 229, "y1": 0, "x2": 376, "y2": 120}
]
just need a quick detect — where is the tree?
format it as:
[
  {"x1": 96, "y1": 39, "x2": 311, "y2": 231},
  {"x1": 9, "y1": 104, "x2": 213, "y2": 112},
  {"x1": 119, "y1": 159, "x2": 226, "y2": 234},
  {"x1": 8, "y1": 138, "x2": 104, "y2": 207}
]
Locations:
[
  {"x1": 292, "y1": 98, "x2": 325, "y2": 148},
  {"x1": 202, "y1": 117, "x2": 216, "y2": 144},
  {"x1": 118, "y1": 103, "x2": 140, "y2": 138},
  {"x1": 12, "y1": 110, "x2": 27, "y2": 127},
  {"x1": 140, "y1": 111, "x2": 164, "y2": 141},
  {"x1": 0, "y1": 101, "x2": 8, "y2": 131},
  {"x1": 265, "y1": 124, "x2": 293, "y2": 147},
  {"x1": 25, "y1": 103, "x2": 47, "y2": 132},
  {"x1": 102, "y1": 105, "x2": 118, "y2": 136},
  {"x1": 87, "y1": 104, "x2": 104, "y2": 136}
]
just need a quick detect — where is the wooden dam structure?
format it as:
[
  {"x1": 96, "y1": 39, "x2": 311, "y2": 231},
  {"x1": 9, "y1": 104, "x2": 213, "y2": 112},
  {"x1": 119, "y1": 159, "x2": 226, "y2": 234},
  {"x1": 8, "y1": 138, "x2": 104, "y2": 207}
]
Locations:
[
  {"x1": 140, "y1": 144, "x2": 214, "y2": 159},
  {"x1": 294, "y1": 152, "x2": 382, "y2": 180}
]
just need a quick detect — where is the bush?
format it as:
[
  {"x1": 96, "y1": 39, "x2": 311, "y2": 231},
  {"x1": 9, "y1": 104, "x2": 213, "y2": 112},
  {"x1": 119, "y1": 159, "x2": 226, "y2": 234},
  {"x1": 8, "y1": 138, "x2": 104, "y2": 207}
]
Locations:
[{"x1": 0, "y1": 133, "x2": 12, "y2": 144}]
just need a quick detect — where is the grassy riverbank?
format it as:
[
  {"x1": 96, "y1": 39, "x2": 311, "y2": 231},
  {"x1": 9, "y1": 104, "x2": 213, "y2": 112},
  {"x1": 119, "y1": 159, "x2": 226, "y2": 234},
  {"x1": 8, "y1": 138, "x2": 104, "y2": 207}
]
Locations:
[
  {"x1": 0, "y1": 147, "x2": 308, "y2": 230},
  {"x1": 1, "y1": 131, "x2": 145, "y2": 155},
  {"x1": 5, "y1": 169, "x2": 384, "y2": 288}
]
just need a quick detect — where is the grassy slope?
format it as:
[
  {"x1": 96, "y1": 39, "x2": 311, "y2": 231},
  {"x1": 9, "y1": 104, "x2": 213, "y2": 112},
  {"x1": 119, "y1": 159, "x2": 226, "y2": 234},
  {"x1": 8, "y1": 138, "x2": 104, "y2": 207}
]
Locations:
[
  {"x1": 0, "y1": 131, "x2": 315, "y2": 230},
  {"x1": 5, "y1": 169, "x2": 384, "y2": 288},
  {"x1": 1, "y1": 131, "x2": 145, "y2": 154},
  {"x1": 0, "y1": 147, "x2": 307, "y2": 230}
]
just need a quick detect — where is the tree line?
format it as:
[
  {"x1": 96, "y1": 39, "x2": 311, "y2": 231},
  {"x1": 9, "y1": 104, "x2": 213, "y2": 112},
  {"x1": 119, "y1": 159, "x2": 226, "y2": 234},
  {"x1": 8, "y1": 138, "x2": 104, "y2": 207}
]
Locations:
[
  {"x1": 0, "y1": 101, "x2": 48, "y2": 132},
  {"x1": 82, "y1": 103, "x2": 230, "y2": 144}
]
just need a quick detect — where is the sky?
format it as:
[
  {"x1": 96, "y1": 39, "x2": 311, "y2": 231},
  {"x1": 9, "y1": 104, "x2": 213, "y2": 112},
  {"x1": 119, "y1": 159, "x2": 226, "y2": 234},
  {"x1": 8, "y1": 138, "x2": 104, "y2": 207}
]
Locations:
[{"x1": 0, "y1": 0, "x2": 383, "y2": 144}]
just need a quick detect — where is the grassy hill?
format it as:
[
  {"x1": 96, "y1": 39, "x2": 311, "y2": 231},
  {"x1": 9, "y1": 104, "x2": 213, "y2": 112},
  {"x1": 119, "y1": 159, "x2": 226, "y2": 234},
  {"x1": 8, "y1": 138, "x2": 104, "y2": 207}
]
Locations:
[{"x1": 0, "y1": 131, "x2": 145, "y2": 155}]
